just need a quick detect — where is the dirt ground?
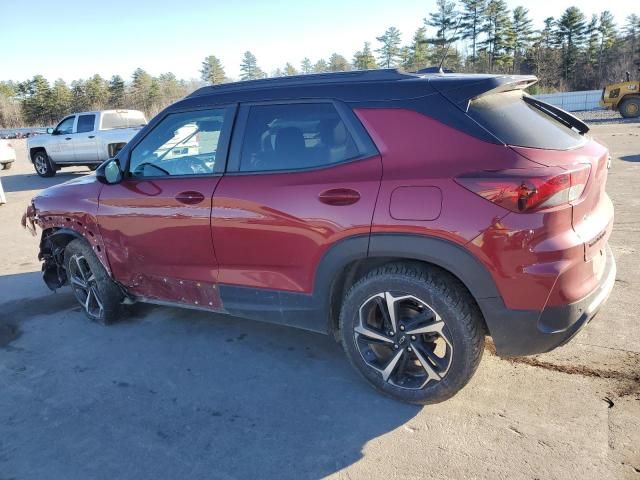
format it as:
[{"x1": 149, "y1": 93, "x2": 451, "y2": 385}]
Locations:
[{"x1": 0, "y1": 126, "x2": 639, "y2": 480}]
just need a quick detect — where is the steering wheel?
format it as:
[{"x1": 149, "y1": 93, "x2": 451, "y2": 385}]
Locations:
[{"x1": 174, "y1": 156, "x2": 210, "y2": 175}]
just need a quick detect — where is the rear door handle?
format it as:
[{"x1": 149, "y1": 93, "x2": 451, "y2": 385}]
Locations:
[
  {"x1": 176, "y1": 191, "x2": 205, "y2": 205},
  {"x1": 88, "y1": 135, "x2": 95, "y2": 139},
  {"x1": 65, "y1": 137, "x2": 72, "y2": 140},
  {"x1": 318, "y1": 188, "x2": 361, "y2": 206}
]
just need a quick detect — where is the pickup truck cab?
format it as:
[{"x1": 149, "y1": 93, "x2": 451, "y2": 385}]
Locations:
[{"x1": 27, "y1": 110, "x2": 147, "y2": 177}]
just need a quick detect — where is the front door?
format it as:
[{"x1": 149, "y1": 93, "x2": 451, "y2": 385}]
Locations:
[
  {"x1": 211, "y1": 102, "x2": 382, "y2": 317},
  {"x1": 97, "y1": 106, "x2": 235, "y2": 307},
  {"x1": 73, "y1": 113, "x2": 99, "y2": 162},
  {"x1": 48, "y1": 115, "x2": 76, "y2": 163}
]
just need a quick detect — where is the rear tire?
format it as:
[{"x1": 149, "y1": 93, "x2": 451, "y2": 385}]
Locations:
[
  {"x1": 339, "y1": 263, "x2": 485, "y2": 405},
  {"x1": 33, "y1": 150, "x2": 56, "y2": 177},
  {"x1": 64, "y1": 239, "x2": 123, "y2": 325},
  {"x1": 619, "y1": 96, "x2": 640, "y2": 118}
]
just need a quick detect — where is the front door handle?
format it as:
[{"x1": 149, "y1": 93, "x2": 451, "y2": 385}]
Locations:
[
  {"x1": 88, "y1": 135, "x2": 95, "y2": 139},
  {"x1": 318, "y1": 188, "x2": 361, "y2": 206},
  {"x1": 65, "y1": 137, "x2": 72, "y2": 140},
  {"x1": 176, "y1": 191, "x2": 205, "y2": 205}
]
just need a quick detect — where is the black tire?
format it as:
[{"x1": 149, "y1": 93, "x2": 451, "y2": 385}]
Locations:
[
  {"x1": 1, "y1": 162, "x2": 12, "y2": 170},
  {"x1": 64, "y1": 239, "x2": 123, "y2": 325},
  {"x1": 33, "y1": 150, "x2": 56, "y2": 177},
  {"x1": 339, "y1": 263, "x2": 485, "y2": 405},
  {"x1": 619, "y1": 96, "x2": 640, "y2": 118}
]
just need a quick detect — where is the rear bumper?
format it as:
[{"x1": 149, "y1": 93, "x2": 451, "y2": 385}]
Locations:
[{"x1": 479, "y1": 244, "x2": 616, "y2": 356}]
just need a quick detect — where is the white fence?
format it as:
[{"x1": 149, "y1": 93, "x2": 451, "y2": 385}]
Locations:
[{"x1": 532, "y1": 90, "x2": 603, "y2": 112}]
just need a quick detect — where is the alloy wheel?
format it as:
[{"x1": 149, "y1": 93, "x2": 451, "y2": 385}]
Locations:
[
  {"x1": 68, "y1": 254, "x2": 104, "y2": 319},
  {"x1": 34, "y1": 154, "x2": 48, "y2": 175},
  {"x1": 354, "y1": 292, "x2": 453, "y2": 390}
]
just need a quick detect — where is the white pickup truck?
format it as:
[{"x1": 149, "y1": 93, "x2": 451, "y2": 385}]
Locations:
[{"x1": 27, "y1": 110, "x2": 147, "y2": 177}]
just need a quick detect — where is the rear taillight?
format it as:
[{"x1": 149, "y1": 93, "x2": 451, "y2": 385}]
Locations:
[{"x1": 455, "y1": 164, "x2": 591, "y2": 213}]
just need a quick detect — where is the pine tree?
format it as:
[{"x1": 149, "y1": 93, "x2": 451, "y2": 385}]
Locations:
[
  {"x1": 284, "y1": 63, "x2": 298, "y2": 76},
  {"x1": 376, "y1": 27, "x2": 402, "y2": 68},
  {"x1": 49, "y1": 79, "x2": 72, "y2": 120},
  {"x1": 353, "y1": 42, "x2": 377, "y2": 70},
  {"x1": 85, "y1": 74, "x2": 109, "y2": 110},
  {"x1": 555, "y1": 7, "x2": 587, "y2": 83},
  {"x1": 108, "y1": 75, "x2": 126, "y2": 108},
  {"x1": 314, "y1": 59, "x2": 329, "y2": 73},
  {"x1": 300, "y1": 58, "x2": 313, "y2": 74},
  {"x1": 200, "y1": 55, "x2": 227, "y2": 84},
  {"x1": 511, "y1": 6, "x2": 533, "y2": 73},
  {"x1": 586, "y1": 15, "x2": 600, "y2": 68},
  {"x1": 408, "y1": 27, "x2": 431, "y2": 71},
  {"x1": 597, "y1": 11, "x2": 617, "y2": 84},
  {"x1": 481, "y1": 0, "x2": 513, "y2": 72},
  {"x1": 328, "y1": 53, "x2": 351, "y2": 71},
  {"x1": 426, "y1": 0, "x2": 459, "y2": 62},
  {"x1": 20, "y1": 75, "x2": 51, "y2": 125},
  {"x1": 459, "y1": 0, "x2": 486, "y2": 68},
  {"x1": 240, "y1": 51, "x2": 265, "y2": 80},
  {"x1": 625, "y1": 14, "x2": 640, "y2": 57}
]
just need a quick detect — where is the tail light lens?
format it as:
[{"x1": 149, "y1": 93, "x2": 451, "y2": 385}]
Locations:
[{"x1": 455, "y1": 164, "x2": 591, "y2": 213}]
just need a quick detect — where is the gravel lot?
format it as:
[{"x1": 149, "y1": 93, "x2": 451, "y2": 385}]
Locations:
[{"x1": 0, "y1": 125, "x2": 639, "y2": 480}]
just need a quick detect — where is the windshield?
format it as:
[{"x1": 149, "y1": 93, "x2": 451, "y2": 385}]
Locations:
[{"x1": 101, "y1": 111, "x2": 147, "y2": 130}]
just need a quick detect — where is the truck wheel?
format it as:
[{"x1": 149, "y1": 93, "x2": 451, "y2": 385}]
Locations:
[
  {"x1": 33, "y1": 151, "x2": 56, "y2": 177},
  {"x1": 619, "y1": 96, "x2": 640, "y2": 118},
  {"x1": 339, "y1": 263, "x2": 485, "y2": 405},
  {"x1": 64, "y1": 239, "x2": 124, "y2": 325}
]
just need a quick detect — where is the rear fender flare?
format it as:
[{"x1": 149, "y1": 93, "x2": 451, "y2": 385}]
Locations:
[{"x1": 313, "y1": 233, "x2": 502, "y2": 333}]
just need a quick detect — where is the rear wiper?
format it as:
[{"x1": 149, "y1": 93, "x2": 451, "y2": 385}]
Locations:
[{"x1": 523, "y1": 96, "x2": 589, "y2": 135}]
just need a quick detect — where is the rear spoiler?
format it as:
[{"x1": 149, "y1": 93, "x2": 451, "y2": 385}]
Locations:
[{"x1": 428, "y1": 74, "x2": 538, "y2": 111}]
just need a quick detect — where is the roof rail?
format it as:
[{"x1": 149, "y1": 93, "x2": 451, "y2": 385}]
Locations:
[{"x1": 189, "y1": 69, "x2": 417, "y2": 97}]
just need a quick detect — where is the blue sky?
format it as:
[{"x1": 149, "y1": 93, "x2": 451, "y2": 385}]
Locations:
[{"x1": 1, "y1": 0, "x2": 637, "y2": 82}]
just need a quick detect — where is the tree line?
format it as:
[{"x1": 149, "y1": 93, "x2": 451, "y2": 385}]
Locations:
[{"x1": 1, "y1": 1, "x2": 639, "y2": 128}]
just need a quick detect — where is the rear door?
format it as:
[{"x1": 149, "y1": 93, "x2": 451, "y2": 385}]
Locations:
[
  {"x1": 210, "y1": 101, "x2": 381, "y2": 324},
  {"x1": 97, "y1": 106, "x2": 235, "y2": 307},
  {"x1": 73, "y1": 113, "x2": 99, "y2": 162}
]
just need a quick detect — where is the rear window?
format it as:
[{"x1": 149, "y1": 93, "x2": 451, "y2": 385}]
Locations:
[
  {"x1": 101, "y1": 111, "x2": 147, "y2": 130},
  {"x1": 467, "y1": 91, "x2": 585, "y2": 150}
]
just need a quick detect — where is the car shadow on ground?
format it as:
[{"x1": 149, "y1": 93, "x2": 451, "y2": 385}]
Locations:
[
  {"x1": 0, "y1": 170, "x2": 89, "y2": 193},
  {"x1": 620, "y1": 154, "x2": 640, "y2": 162},
  {"x1": 0, "y1": 271, "x2": 420, "y2": 479}
]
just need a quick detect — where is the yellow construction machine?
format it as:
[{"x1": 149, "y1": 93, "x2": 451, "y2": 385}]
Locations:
[{"x1": 600, "y1": 64, "x2": 640, "y2": 118}]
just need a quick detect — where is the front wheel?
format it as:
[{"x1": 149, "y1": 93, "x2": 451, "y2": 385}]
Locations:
[
  {"x1": 64, "y1": 239, "x2": 123, "y2": 324},
  {"x1": 33, "y1": 151, "x2": 56, "y2": 177},
  {"x1": 339, "y1": 263, "x2": 485, "y2": 404},
  {"x1": 619, "y1": 96, "x2": 640, "y2": 118}
]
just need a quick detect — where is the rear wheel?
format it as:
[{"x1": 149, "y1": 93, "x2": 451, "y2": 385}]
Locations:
[
  {"x1": 64, "y1": 239, "x2": 123, "y2": 325},
  {"x1": 33, "y1": 150, "x2": 56, "y2": 177},
  {"x1": 619, "y1": 96, "x2": 640, "y2": 118},
  {"x1": 339, "y1": 263, "x2": 485, "y2": 404}
]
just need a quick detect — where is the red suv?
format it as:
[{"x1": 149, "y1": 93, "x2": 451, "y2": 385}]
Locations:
[{"x1": 24, "y1": 70, "x2": 615, "y2": 404}]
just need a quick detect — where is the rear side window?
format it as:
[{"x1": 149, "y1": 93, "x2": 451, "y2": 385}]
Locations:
[
  {"x1": 101, "y1": 111, "x2": 147, "y2": 130},
  {"x1": 239, "y1": 103, "x2": 360, "y2": 172},
  {"x1": 77, "y1": 114, "x2": 95, "y2": 133},
  {"x1": 467, "y1": 91, "x2": 585, "y2": 150}
]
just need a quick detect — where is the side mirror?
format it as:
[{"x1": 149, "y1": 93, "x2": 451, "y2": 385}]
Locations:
[
  {"x1": 96, "y1": 159, "x2": 123, "y2": 185},
  {"x1": 46, "y1": 128, "x2": 54, "y2": 134}
]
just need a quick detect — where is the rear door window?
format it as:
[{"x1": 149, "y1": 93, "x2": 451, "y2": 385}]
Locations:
[
  {"x1": 77, "y1": 114, "x2": 96, "y2": 133},
  {"x1": 239, "y1": 103, "x2": 361, "y2": 172},
  {"x1": 467, "y1": 91, "x2": 585, "y2": 150}
]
